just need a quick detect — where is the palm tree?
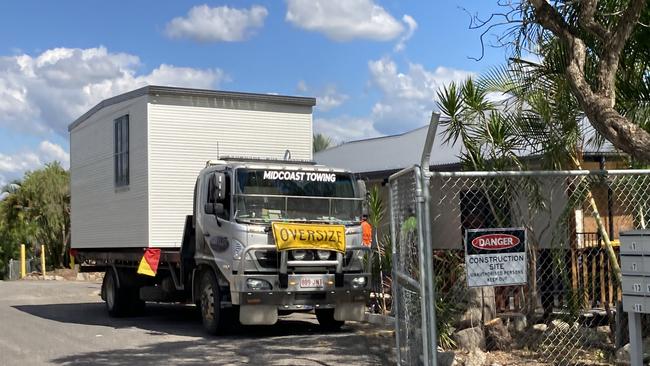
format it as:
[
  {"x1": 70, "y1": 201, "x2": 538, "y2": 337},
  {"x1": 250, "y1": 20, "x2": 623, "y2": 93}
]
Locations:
[{"x1": 313, "y1": 133, "x2": 332, "y2": 153}]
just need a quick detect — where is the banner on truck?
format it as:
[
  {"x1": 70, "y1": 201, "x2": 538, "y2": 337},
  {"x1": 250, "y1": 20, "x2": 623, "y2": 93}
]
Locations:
[
  {"x1": 464, "y1": 227, "x2": 527, "y2": 287},
  {"x1": 272, "y1": 222, "x2": 346, "y2": 253}
]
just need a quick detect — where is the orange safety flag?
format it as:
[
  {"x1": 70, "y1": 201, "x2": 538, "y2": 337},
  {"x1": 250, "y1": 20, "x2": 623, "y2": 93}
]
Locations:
[
  {"x1": 137, "y1": 248, "x2": 161, "y2": 277},
  {"x1": 361, "y1": 220, "x2": 372, "y2": 247}
]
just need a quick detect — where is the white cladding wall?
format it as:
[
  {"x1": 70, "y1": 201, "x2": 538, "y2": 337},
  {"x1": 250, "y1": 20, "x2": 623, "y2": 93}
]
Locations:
[
  {"x1": 148, "y1": 103, "x2": 312, "y2": 247},
  {"x1": 70, "y1": 96, "x2": 148, "y2": 248}
]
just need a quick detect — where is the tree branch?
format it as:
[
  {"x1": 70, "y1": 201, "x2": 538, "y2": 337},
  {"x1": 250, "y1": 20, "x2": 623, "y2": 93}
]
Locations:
[
  {"x1": 528, "y1": 0, "x2": 578, "y2": 41},
  {"x1": 579, "y1": 0, "x2": 610, "y2": 41},
  {"x1": 528, "y1": 0, "x2": 650, "y2": 162},
  {"x1": 597, "y1": 0, "x2": 646, "y2": 99}
]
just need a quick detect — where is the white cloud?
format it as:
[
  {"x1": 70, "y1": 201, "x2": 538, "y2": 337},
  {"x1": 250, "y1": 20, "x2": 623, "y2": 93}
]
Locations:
[
  {"x1": 317, "y1": 86, "x2": 349, "y2": 112},
  {"x1": 309, "y1": 57, "x2": 472, "y2": 142},
  {"x1": 166, "y1": 5, "x2": 268, "y2": 42},
  {"x1": 297, "y1": 81, "x2": 348, "y2": 112},
  {"x1": 286, "y1": 0, "x2": 412, "y2": 42},
  {"x1": 367, "y1": 57, "x2": 474, "y2": 134},
  {"x1": 0, "y1": 140, "x2": 69, "y2": 187},
  {"x1": 38, "y1": 141, "x2": 69, "y2": 168},
  {"x1": 314, "y1": 116, "x2": 381, "y2": 143},
  {"x1": 0, "y1": 46, "x2": 226, "y2": 135},
  {"x1": 394, "y1": 15, "x2": 417, "y2": 52}
]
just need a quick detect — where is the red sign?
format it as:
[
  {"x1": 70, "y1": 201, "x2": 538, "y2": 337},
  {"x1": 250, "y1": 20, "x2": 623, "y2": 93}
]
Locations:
[{"x1": 471, "y1": 234, "x2": 520, "y2": 250}]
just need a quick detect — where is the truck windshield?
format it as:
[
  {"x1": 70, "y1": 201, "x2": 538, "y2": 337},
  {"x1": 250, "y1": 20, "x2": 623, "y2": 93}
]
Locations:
[{"x1": 234, "y1": 168, "x2": 361, "y2": 225}]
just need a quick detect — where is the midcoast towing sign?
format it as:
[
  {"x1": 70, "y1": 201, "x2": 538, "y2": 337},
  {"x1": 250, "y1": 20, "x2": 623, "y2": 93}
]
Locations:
[{"x1": 464, "y1": 227, "x2": 527, "y2": 287}]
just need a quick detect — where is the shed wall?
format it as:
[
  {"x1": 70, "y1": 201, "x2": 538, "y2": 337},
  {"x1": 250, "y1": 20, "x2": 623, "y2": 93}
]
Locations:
[
  {"x1": 147, "y1": 101, "x2": 313, "y2": 247},
  {"x1": 70, "y1": 96, "x2": 149, "y2": 249}
]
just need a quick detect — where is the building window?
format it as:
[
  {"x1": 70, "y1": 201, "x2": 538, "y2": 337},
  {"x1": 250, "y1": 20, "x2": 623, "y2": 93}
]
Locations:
[{"x1": 114, "y1": 115, "x2": 129, "y2": 187}]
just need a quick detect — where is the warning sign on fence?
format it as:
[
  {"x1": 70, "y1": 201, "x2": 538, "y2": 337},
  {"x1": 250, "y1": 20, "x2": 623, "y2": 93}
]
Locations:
[{"x1": 464, "y1": 227, "x2": 527, "y2": 287}]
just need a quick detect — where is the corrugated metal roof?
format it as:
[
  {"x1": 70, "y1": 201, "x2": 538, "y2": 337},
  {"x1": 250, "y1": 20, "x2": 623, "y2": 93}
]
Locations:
[
  {"x1": 314, "y1": 120, "x2": 622, "y2": 175},
  {"x1": 68, "y1": 85, "x2": 317, "y2": 132},
  {"x1": 314, "y1": 122, "x2": 463, "y2": 174}
]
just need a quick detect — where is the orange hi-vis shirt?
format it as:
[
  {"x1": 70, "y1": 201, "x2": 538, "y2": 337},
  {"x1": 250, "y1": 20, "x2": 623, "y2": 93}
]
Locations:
[{"x1": 361, "y1": 220, "x2": 372, "y2": 247}]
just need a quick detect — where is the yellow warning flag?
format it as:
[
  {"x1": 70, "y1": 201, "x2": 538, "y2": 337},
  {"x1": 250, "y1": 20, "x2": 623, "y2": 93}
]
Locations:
[{"x1": 137, "y1": 248, "x2": 161, "y2": 277}]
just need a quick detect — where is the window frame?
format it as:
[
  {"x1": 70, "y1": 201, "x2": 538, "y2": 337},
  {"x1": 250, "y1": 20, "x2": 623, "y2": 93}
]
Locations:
[{"x1": 114, "y1": 114, "x2": 130, "y2": 188}]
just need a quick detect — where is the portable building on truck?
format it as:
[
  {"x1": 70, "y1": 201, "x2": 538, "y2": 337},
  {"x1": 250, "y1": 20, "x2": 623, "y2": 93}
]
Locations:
[{"x1": 69, "y1": 85, "x2": 316, "y2": 250}]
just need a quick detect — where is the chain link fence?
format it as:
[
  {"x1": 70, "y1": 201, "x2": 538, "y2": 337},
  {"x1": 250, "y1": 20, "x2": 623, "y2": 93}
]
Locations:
[
  {"x1": 6, "y1": 258, "x2": 33, "y2": 280},
  {"x1": 390, "y1": 168, "x2": 650, "y2": 366},
  {"x1": 390, "y1": 167, "x2": 425, "y2": 365}
]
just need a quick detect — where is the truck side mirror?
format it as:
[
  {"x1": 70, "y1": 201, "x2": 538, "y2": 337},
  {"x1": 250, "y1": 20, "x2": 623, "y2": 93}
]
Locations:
[
  {"x1": 211, "y1": 172, "x2": 226, "y2": 202},
  {"x1": 357, "y1": 179, "x2": 369, "y2": 216},
  {"x1": 204, "y1": 202, "x2": 225, "y2": 216}
]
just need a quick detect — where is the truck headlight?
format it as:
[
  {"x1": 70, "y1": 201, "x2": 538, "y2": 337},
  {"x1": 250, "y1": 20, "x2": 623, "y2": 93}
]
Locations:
[
  {"x1": 246, "y1": 278, "x2": 272, "y2": 290},
  {"x1": 351, "y1": 276, "x2": 367, "y2": 289},
  {"x1": 291, "y1": 250, "x2": 308, "y2": 260},
  {"x1": 316, "y1": 250, "x2": 332, "y2": 260}
]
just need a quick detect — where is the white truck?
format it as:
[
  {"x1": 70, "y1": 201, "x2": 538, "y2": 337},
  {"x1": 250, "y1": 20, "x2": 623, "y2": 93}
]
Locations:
[{"x1": 69, "y1": 86, "x2": 370, "y2": 333}]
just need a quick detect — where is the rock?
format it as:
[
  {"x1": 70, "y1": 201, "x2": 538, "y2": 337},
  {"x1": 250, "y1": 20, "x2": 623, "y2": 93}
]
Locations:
[
  {"x1": 456, "y1": 287, "x2": 496, "y2": 330},
  {"x1": 466, "y1": 349, "x2": 487, "y2": 366},
  {"x1": 532, "y1": 323, "x2": 548, "y2": 332},
  {"x1": 614, "y1": 338, "x2": 650, "y2": 364},
  {"x1": 616, "y1": 343, "x2": 630, "y2": 363},
  {"x1": 453, "y1": 326, "x2": 485, "y2": 351},
  {"x1": 550, "y1": 319, "x2": 571, "y2": 331},
  {"x1": 596, "y1": 325, "x2": 611, "y2": 335},
  {"x1": 512, "y1": 315, "x2": 527, "y2": 332},
  {"x1": 485, "y1": 318, "x2": 512, "y2": 351},
  {"x1": 579, "y1": 326, "x2": 610, "y2": 347},
  {"x1": 76, "y1": 272, "x2": 85, "y2": 281},
  {"x1": 437, "y1": 351, "x2": 458, "y2": 366}
]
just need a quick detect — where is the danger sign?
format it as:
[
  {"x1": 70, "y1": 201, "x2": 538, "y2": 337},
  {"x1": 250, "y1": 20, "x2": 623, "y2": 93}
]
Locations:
[{"x1": 465, "y1": 228, "x2": 527, "y2": 287}]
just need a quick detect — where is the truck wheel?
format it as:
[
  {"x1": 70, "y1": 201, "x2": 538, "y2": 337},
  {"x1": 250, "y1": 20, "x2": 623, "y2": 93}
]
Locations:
[
  {"x1": 316, "y1": 308, "x2": 344, "y2": 331},
  {"x1": 127, "y1": 288, "x2": 146, "y2": 315},
  {"x1": 200, "y1": 269, "x2": 226, "y2": 335},
  {"x1": 103, "y1": 268, "x2": 128, "y2": 317}
]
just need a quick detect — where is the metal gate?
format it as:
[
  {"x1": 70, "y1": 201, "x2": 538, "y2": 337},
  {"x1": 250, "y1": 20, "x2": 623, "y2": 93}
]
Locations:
[
  {"x1": 389, "y1": 166, "x2": 437, "y2": 366},
  {"x1": 390, "y1": 166, "x2": 650, "y2": 365}
]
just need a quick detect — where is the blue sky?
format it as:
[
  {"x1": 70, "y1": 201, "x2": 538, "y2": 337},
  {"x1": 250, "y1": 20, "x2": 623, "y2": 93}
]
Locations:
[{"x1": 0, "y1": 0, "x2": 508, "y2": 185}]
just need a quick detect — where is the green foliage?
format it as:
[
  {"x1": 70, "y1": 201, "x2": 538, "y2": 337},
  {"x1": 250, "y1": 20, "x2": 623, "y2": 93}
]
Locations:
[
  {"x1": 433, "y1": 251, "x2": 464, "y2": 350},
  {"x1": 367, "y1": 185, "x2": 384, "y2": 229},
  {"x1": 312, "y1": 133, "x2": 332, "y2": 153},
  {"x1": 0, "y1": 162, "x2": 70, "y2": 275}
]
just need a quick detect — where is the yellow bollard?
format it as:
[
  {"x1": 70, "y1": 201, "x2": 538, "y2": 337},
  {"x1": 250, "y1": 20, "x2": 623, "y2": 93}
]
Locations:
[
  {"x1": 70, "y1": 254, "x2": 75, "y2": 269},
  {"x1": 20, "y1": 244, "x2": 26, "y2": 278},
  {"x1": 41, "y1": 245, "x2": 46, "y2": 278}
]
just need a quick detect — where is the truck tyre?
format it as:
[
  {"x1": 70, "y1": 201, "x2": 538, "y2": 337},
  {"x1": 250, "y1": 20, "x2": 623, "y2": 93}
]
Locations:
[
  {"x1": 316, "y1": 309, "x2": 344, "y2": 331},
  {"x1": 126, "y1": 288, "x2": 146, "y2": 315},
  {"x1": 103, "y1": 268, "x2": 129, "y2": 317},
  {"x1": 200, "y1": 269, "x2": 226, "y2": 335}
]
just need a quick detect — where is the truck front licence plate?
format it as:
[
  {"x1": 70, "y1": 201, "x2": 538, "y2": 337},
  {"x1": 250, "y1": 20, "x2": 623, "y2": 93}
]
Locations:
[{"x1": 300, "y1": 277, "x2": 324, "y2": 288}]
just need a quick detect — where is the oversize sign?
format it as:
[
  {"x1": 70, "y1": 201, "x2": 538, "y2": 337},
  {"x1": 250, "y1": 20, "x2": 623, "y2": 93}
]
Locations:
[
  {"x1": 272, "y1": 222, "x2": 346, "y2": 253},
  {"x1": 465, "y1": 227, "x2": 527, "y2": 287}
]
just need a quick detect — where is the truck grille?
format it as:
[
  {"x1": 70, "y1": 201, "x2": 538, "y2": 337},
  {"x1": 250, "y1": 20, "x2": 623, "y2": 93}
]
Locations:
[{"x1": 253, "y1": 250, "x2": 354, "y2": 269}]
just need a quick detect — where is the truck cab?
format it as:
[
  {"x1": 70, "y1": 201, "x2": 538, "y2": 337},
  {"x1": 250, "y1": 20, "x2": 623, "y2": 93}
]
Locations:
[{"x1": 189, "y1": 158, "x2": 370, "y2": 333}]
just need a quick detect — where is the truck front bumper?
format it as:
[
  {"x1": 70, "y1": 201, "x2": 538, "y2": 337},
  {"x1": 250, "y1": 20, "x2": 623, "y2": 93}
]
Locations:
[
  {"x1": 231, "y1": 273, "x2": 370, "y2": 308},
  {"x1": 231, "y1": 273, "x2": 370, "y2": 325}
]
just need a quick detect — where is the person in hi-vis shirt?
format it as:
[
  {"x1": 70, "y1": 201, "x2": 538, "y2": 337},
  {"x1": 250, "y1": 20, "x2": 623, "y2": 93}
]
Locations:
[{"x1": 361, "y1": 214, "x2": 372, "y2": 247}]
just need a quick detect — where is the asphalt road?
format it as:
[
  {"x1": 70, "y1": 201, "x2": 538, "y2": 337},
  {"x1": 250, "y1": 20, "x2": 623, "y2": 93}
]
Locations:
[{"x1": 0, "y1": 280, "x2": 395, "y2": 366}]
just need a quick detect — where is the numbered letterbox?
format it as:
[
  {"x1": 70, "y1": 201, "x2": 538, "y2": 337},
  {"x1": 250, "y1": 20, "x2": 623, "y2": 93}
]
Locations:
[
  {"x1": 623, "y1": 295, "x2": 649, "y2": 313},
  {"x1": 623, "y1": 276, "x2": 647, "y2": 295},
  {"x1": 621, "y1": 255, "x2": 646, "y2": 275},
  {"x1": 620, "y1": 231, "x2": 650, "y2": 255}
]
